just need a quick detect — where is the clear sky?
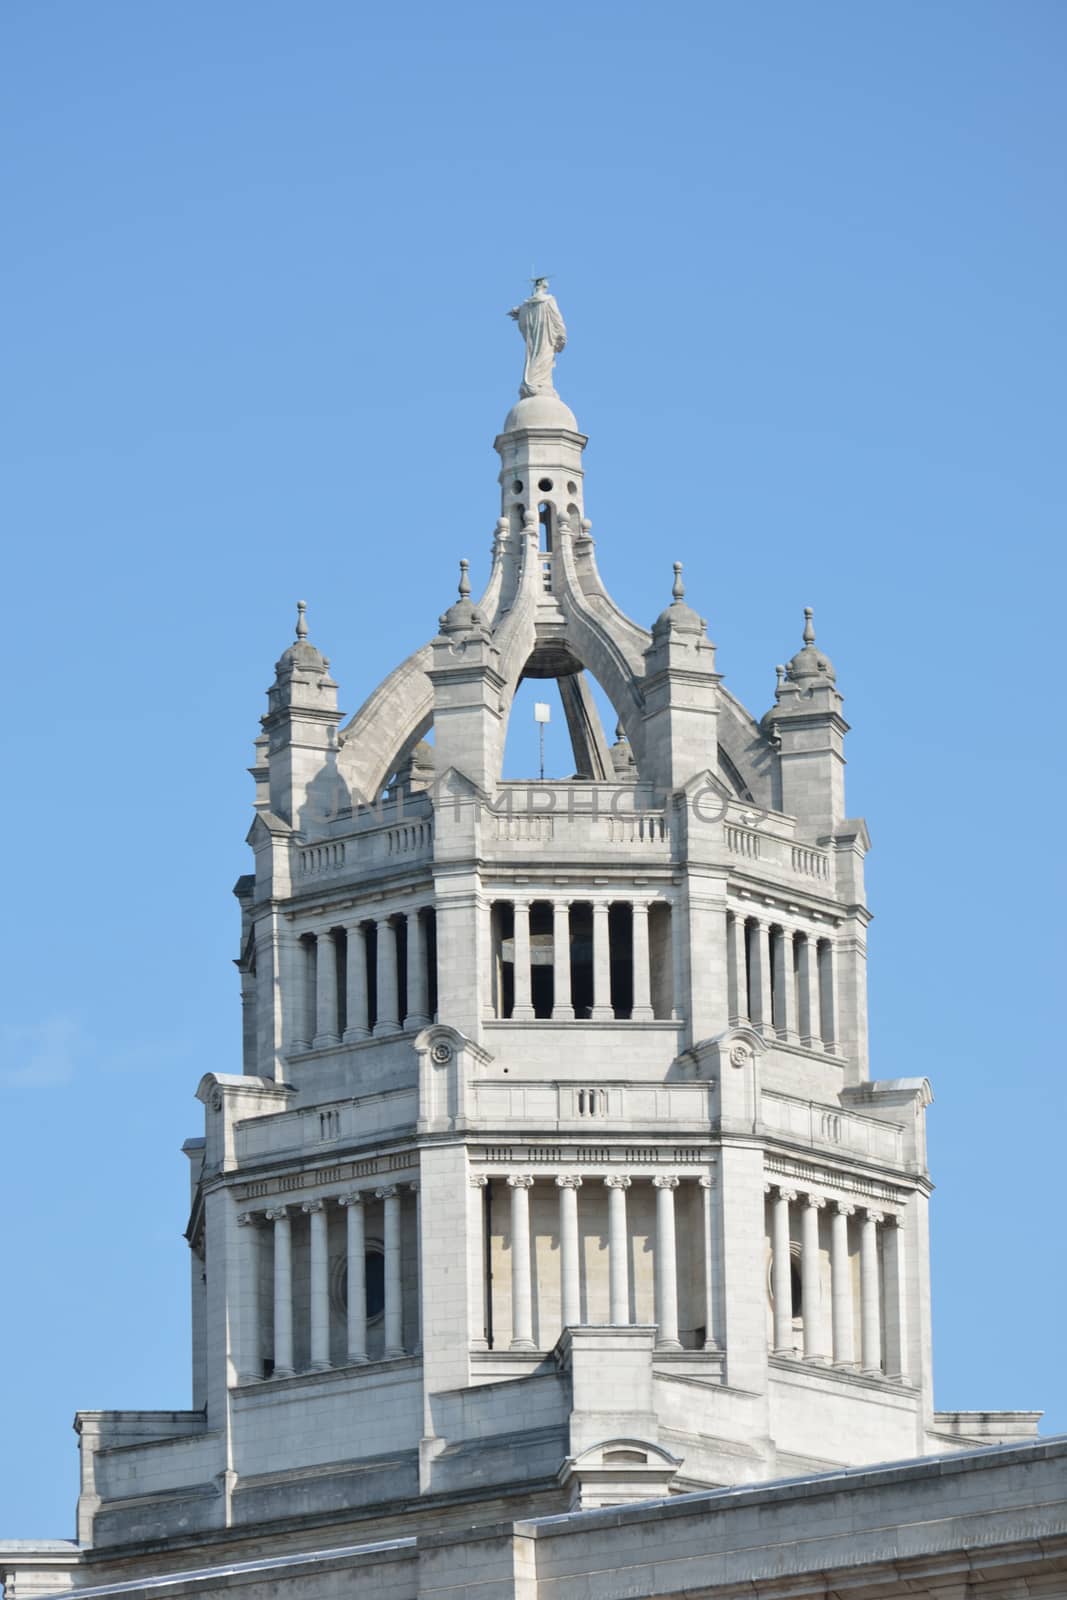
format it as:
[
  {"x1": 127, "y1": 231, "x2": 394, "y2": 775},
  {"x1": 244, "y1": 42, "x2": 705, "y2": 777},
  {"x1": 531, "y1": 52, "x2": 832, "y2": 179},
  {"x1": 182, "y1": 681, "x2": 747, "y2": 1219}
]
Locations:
[{"x1": 2, "y1": 0, "x2": 1064, "y2": 1538}]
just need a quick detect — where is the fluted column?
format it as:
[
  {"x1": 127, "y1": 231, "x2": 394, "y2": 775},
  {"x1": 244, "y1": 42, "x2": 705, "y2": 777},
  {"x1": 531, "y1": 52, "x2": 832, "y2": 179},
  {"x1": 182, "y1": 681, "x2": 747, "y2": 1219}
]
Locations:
[
  {"x1": 751, "y1": 922, "x2": 773, "y2": 1037},
  {"x1": 860, "y1": 1207, "x2": 883, "y2": 1374},
  {"x1": 338, "y1": 1193, "x2": 368, "y2": 1364},
  {"x1": 551, "y1": 901, "x2": 574, "y2": 1020},
  {"x1": 770, "y1": 1185, "x2": 796, "y2": 1355},
  {"x1": 512, "y1": 902, "x2": 534, "y2": 1020},
  {"x1": 556, "y1": 1176, "x2": 582, "y2": 1329},
  {"x1": 728, "y1": 913, "x2": 749, "y2": 1023},
  {"x1": 800, "y1": 1193, "x2": 827, "y2": 1361},
  {"x1": 884, "y1": 1213, "x2": 908, "y2": 1381},
  {"x1": 313, "y1": 932, "x2": 340, "y2": 1048},
  {"x1": 818, "y1": 938, "x2": 837, "y2": 1053},
  {"x1": 591, "y1": 902, "x2": 613, "y2": 1020},
  {"x1": 797, "y1": 934, "x2": 817, "y2": 1046},
  {"x1": 405, "y1": 910, "x2": 430, "y2": 1027},
  {"x1": 375, "y1": 918, "x2": 400, "y2": 1035},
  {"x1": 631, "y1": 902, "x2": 653, "y2": 1021},
  {"x1": 699, "y1": 1174, "x2": 720, "y2": 1349},
  {"x1": 236, "y1": 1212, "x2": 261, "y2": 1382},
  {"x1": 776, "y1": 928, "x2": 799, "y2": 1042},
  {"x1": 343, "y1": 923, "x2": 369, "y2": 1042},
  {"x1": 266, "y1": 1206, "x2": 294, "y2": 1378},
  {"x1": 830, "y1": 1201, "x2": 856, "y2": 1368},
  {"x1": 375, "y1": 1185, "x2": 404, "y2": 1357},
  {"x1": 605, "y1": 1175, "x2": 632, "y2": 1325},
  {"x1": 303, "y1": 1200, "x2": 331, "y2": 1370},
  {"x1": 507, "y1": 1175, "x2": 535, "y2": 1349},
  {"x1": 653, "y1": 1176, "x2": 681, "y2": 1350}
]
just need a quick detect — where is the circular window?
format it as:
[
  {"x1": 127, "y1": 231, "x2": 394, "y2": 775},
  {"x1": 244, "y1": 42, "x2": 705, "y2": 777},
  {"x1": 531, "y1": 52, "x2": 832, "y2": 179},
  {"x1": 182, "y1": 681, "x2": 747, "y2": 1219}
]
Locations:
[
  {"x1": 512, "y1": 479, "x2": 523, "y2": 494},
  {"x1": 538, "y1": 477, "x2": 553, "y2": 492},
  {"x1": 567, "y1": 480, "x2": 578, "y2": 494}
]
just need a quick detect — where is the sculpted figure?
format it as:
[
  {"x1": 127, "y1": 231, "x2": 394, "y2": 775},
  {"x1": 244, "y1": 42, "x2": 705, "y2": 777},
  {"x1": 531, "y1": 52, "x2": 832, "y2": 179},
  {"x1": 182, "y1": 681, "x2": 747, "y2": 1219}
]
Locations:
[{"x1": 507, "y1": 278, "x2": 567, "y2": 398}]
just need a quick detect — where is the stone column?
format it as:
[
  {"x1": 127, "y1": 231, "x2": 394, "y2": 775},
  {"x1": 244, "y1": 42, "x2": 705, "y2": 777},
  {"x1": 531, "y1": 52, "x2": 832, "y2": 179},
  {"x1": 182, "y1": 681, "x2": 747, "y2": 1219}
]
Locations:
[
  {"x1": 605, "y1": 1175, "x2": 632, "y2": 1326},
  {"x1": 770, "y1": 1185, "x2": 796, "y2": 1356},
  {"x1": 469, "y1": 1175, "x2": 489, "y2": 1350},
  {"x1": 631, "y1": 902, "x2": 653, "y2": 1021},
  {"x1": 338, "y1": 1193, "x2": 368, "y2": 1364},
  {"x1": 797, "y1": 933, "x2": 816, "y2": 1046},
  {"x1": 236, "y1": 1212, "x2": 260, "y2": 1382},
  {"x1": 343, "y1": 923, "x2": 369, "y2": 1042},
  {"x1": 800, "y1": 1193, "x2": 827, "y2": 1362},
  {"x1": 830, "y1": 1201, "x2": 856, "y2": 1368},
  {"x1": 592, "y1": 902, "x2": 613, "y2": 1020},
  {"x1": 883, "y1": 1213, "x2": 909, "y2": 1382},
  {"x1": 728, "y1": 913, "x2": 749, "y2": 1024},
  {"x1": 776, "y1": 929, "x2": 799, "y2": 1042},
  {"x1": 556, "y1": 1176, "x2": 582, "y2": 1329},
  {"x1": 551, "y1": 901, "x2": 574, "y2": 1020},
  {"x1": 860, "y1": 1207, "x2": 883, "y2": 1375},
  {"x1": 375, "y1": 919, "x2": 400, "y2": 1035},
  {"x1": 303, "y1": 1200, "x2": 330, "y2": 1371},
  {"x1": 405, "y1": 910, "x2": 430, "y2": 1027},
  {"x1": 751, "y1": 922, "x2": 773, "y2": 1037},
  {"x1": 652, "y1": 1176, "x2": 681, "y2": 1350},
  {"x1": 313, "y1": 932, "x2": 340, "y2": 1048},
  {"x1": 266, "y1": 1206, "x2": 294, "y2": 1378},
  {"x1": 507, "y1": 1175, "x2": 536, "y2": 1350},
  {"x1": 699, "y1": 1175, "x2": 720, "y2": 1349},
  {"x1": 375, "y1": 1185, "x2": 404, "y2": 1357},
  {"x1": 818, "y1": 938, "x2": 837, "y2": 1053},
  {"x1": 512, "y1": 902, "x2": 534, "y2": 1020}
]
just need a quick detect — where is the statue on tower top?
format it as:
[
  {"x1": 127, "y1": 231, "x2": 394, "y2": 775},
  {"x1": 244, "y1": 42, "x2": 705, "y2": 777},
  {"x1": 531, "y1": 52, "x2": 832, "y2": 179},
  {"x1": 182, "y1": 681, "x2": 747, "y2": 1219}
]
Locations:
[{"x1": 507, "y1": 277, "x2": 567, "y2": 398}]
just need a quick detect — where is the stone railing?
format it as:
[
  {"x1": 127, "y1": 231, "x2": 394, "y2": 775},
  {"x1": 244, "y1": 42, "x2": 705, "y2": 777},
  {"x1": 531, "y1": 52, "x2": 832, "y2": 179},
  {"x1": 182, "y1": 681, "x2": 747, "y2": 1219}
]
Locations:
[
  {"x1": 761, "y1": 1091, "x2": 902, "y2": 1164},
  {"x1": 295, "y1": 803, "x2": 433, "y2": 881}
]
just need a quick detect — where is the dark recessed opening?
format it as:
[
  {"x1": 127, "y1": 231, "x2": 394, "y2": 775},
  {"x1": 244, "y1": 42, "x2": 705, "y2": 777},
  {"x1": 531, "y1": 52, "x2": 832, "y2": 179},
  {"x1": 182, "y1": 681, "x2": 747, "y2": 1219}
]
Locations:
[{"x1": 538, "y1": 477, "x2": 553, "y2": 492}]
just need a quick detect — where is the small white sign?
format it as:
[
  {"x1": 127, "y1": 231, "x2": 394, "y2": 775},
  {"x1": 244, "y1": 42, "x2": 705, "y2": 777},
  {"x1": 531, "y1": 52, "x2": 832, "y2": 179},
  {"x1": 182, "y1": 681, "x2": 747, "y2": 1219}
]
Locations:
[{"x1": 533, "y1": 702, "x2": 551, "y2": 724}]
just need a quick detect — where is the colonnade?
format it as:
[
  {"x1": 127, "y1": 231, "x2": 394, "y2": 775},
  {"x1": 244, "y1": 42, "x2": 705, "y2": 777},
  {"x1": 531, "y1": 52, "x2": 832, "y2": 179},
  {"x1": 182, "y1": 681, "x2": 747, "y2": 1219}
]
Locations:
[
  {"x1": 728, "y1": 912, "x2": 836, "y2": 1051},
  {"x1": 474, "y1": 1171, "x2": 717, "y2": 1352},
  {"x1": 765, "y1": 1183, "x2": 907, "y2": 1379},
  {"x1": 293, "y1": 908, "x2": 435, "y2": 1051},
  {"x1": 236, "y1": 1185, "x2": 416, "y2": 1382},
  {"x1": 489, "y1": 898, "x2": 673, "y2": 1022}
]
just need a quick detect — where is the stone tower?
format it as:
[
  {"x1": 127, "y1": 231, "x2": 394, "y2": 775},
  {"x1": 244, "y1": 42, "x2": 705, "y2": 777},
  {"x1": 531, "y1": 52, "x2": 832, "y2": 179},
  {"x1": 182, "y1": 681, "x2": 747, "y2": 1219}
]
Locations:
[{"x1": 6, "y1": 290, "x2": 1041, "y2": 1595}]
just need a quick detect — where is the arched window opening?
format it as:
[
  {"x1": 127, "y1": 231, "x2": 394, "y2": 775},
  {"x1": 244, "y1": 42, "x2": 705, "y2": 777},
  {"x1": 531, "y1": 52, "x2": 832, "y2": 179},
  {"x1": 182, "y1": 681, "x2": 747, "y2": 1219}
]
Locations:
[
  {"x1": 569, "y1": 902, "x2": 594, "y2": 1019},
  {"x1": 608, "y1": 902, "x2": 634, "y2": 1020},
  {"x1": 530, "y1": 901, "x2": 554, "y2": 1019},
  {"x1": 649, "y1": 903, "x2": 674, "y2": 1021},
  {"x1": 539, "y1": 501, "x2": 554, "y2": 552},
  {"x1": 491, "y1": 902, "x2": 515, "y2": 1019}
]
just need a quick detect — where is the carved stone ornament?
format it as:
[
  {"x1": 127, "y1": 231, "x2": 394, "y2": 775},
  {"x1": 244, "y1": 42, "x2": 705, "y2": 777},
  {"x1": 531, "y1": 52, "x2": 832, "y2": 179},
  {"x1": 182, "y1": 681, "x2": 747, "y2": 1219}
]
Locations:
[
  {"x1": 431, "y1": 1041, "x2": 453, "y2": 1065},
  {"x1": 729, "y1": 1042, "x2": 750, "y2": 1068},
  {"x1": 210, "y1": 1087, "x2": 224, "y2": 1112}
]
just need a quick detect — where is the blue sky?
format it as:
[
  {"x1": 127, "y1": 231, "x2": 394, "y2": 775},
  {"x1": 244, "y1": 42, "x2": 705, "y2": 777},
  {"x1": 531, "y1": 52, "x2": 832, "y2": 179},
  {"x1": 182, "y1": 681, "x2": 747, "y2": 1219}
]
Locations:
[{"x1": 2, "y1": 0, "x2": 1064, "y2": 1536}]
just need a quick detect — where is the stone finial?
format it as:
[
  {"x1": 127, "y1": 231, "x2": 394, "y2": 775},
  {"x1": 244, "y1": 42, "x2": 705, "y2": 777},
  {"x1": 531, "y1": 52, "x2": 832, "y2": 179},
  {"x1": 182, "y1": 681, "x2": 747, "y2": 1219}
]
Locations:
[
  {"x1": 295, "y1": 600, "x2": 308, "y2": 641},
  {"x1": 784, "y1": 605, "x2": 836, "y2": 685},
  {"x1": 774, "y1": 664, "x2": 787, "y2": 700},
  {"x1": 672, "y1": 562, "x2": 685, "y2": 603},
  {"x1": 458, "y1": 559, "x2": 471, "y2": 600},
  {"x1": 803, "y1": 606, "x2": 816, "y2": 646}
]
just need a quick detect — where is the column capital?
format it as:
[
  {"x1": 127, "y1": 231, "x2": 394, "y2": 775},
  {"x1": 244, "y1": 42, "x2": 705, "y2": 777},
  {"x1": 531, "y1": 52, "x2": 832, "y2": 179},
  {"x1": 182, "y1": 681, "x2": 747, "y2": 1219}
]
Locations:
[
  {"x1": 555, "y1": 1174, "x2": 583, "y2": 1189},
  {"x1": 338, "y1": 1192, "x2": 365, "y2": 1208},
  {"x1": 301, "y1": 1198, "x2": 325, "y2": 1214},
  {"x1": 803, "y1": 1192, "x2": 827, "y2": 1210},
  {"x1": 863, "y1": 1206, "x2": 885, "y2": 1224},
  {"x1": 887, "y1": 1211, "x2": 905, "y2": 1228},
  {"x1": 507, "y1": 1173, "x2": 535, "y2": 1189},
  {"x1": 265, "y1": 1206, "x2": 289, "y2": 1222},
  {"x1": 775, "y1": 1186, "x2": 798, "y2": 1203},
  {"x1": 237, "y1": 1211, "x2": 259, "y2": 1226},
  {"x1": 604, "y1": 1174, "x2": 632, "y2": 1190},
  {"x1": 345, "y1": 919, "x2": 366, "y2": 936},
  {"x1": 469, "y1": 1174, "x2": 489, "y2": 1189},
  {"x1": 408, "y1": 1181, "x2": 420, "y2": 1195},
  {"x1": 698, "y1": 1174, "x2": 717, "y2": 1190},
  {"x1": 834, "y1": 1200, "x2": 856, "y2": 1217},
  {"x1": 652, "y1": 1174, "x2": 679, "y2": 1190},
  {"x1": 375, "y1": 1184, "x2": 399, "y2": 1200}
]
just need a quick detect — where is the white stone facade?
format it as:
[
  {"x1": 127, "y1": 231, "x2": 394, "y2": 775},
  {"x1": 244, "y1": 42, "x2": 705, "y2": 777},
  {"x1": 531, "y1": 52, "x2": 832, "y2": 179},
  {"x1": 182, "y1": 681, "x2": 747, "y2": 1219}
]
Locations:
[{"x1": 0, "y1": 318, "x2": 1054, "y2": 1600}]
